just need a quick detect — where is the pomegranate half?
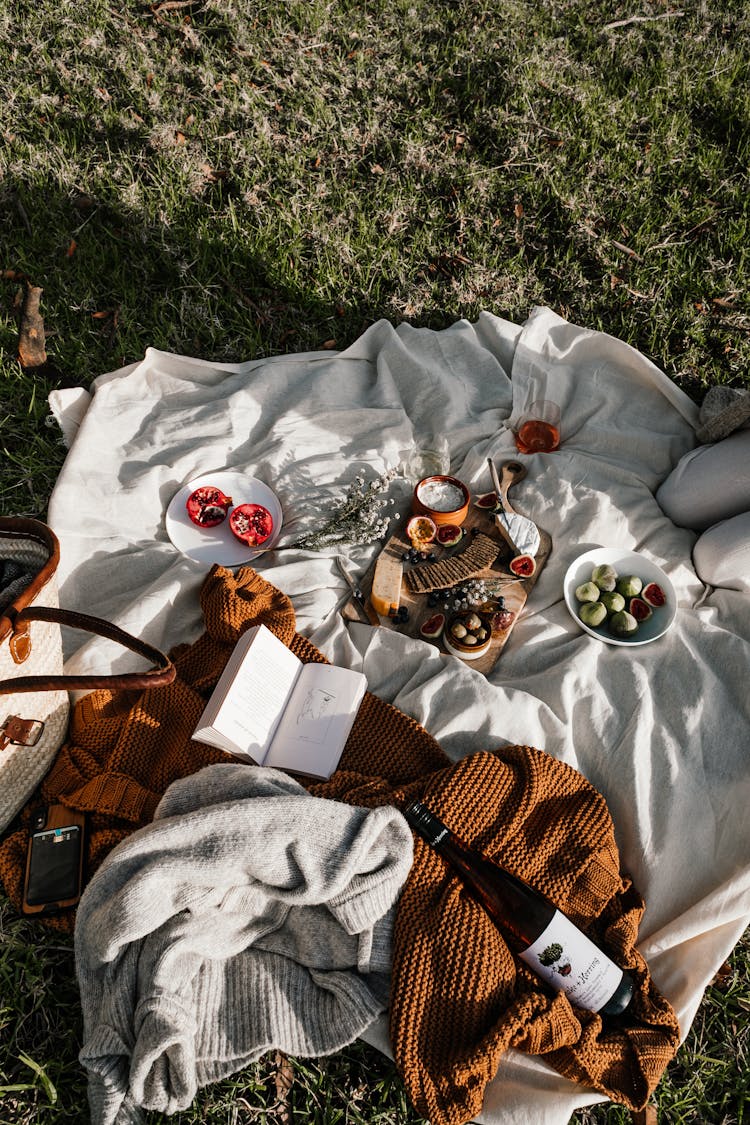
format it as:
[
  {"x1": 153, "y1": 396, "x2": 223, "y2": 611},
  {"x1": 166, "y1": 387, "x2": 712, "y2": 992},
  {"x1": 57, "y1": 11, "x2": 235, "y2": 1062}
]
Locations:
[
  {"x1": 229, "y1": 502, "x2": 274, "y2": 547},
  {"x1": 186, "y1": 485, "x2": 233, "y2": 528}
]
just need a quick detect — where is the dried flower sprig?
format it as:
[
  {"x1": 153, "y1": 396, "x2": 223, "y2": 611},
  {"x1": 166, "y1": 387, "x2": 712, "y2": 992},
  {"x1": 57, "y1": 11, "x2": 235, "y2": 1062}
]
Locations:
[{"x1": 280, "y1": 468, "x2": 399, "y2": 552}]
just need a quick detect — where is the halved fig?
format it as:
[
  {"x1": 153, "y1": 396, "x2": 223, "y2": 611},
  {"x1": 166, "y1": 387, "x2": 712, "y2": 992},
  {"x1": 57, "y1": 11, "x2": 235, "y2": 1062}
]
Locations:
[
  {"x1": 420, "y1": 612, "x2": 445, "y2": 639},
  {"x1": 629, "y1": 597, "x2": 653, "y2": 622},
  {"x1": 642, "y1": 582, "x2": 666, "y2": 607},
  {"x1": 436, "y1": 523, "x2": 464, "y2": 547},
  {"x1": 229, "y1": 502, "x2": 274, "y2": 547},
  {"x1": 473, "y1": 491, "x2": 499, "y2": 510},
  {"x1": 186, "y1": 485, "x2": 233, "y2": 527},
  {"x1": 508, "y1": 553, "x2": 536, "y2": 577}
]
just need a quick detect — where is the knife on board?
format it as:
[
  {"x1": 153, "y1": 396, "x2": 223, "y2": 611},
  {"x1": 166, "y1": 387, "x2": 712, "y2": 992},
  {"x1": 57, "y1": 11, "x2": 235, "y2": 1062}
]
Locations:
[
  {"x1": 487, "y1": 458, "x2": 541, "y2": 558},
  {"x1": 336, "y1": 555, "x2": 381, "y2": 626}
]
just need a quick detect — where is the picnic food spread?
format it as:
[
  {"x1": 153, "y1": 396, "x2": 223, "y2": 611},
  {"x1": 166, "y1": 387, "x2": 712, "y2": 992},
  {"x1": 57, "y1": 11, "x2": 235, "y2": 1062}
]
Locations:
[
  {"x1": 12, "y1": 308, "x2": 750, "y2": 1125},
  {"x1": 343, "y1": 460, "x2": 551, "y2": 673},
  {"x1": 0, "y1": 432, "x2": 691, "y2": 1125}
]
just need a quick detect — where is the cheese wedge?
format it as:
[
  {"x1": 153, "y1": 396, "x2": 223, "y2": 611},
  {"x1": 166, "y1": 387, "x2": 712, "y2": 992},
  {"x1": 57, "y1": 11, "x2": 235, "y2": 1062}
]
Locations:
[
  {"x1": 370, "y1": 551, "x2": 403, "y2": 617},
  {"x1": 495, "y1": 511, "x2": 541, "y2": 558}
]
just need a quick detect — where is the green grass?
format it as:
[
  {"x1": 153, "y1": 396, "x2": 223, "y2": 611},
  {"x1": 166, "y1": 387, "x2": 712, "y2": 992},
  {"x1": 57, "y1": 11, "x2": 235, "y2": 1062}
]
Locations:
[
  {"x1": 1, "y1": 903, "x2": 747, "y2": 1124},
  {"x1": 1, "y1": 0, "x2": 749, "y2": 1121}
]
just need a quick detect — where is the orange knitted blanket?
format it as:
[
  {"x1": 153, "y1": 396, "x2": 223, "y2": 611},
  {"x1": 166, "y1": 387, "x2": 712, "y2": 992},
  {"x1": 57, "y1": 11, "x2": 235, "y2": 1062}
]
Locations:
[{"x1": 0, "y1": 565, "x2": 680, "y2": 1124}]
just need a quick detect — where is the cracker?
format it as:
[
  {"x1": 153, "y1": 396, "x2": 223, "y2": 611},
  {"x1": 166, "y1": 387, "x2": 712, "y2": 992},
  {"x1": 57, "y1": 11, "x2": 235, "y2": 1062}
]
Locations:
[{"x1": 405, "y1": 533, "x2": 501, "y2": 594}]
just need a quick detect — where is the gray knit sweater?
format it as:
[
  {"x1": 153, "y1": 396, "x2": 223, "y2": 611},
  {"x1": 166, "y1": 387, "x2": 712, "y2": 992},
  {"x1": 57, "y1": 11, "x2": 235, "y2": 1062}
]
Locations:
[{"x1": 74, "y1": 763, "x2": 413, "y2": 1125}]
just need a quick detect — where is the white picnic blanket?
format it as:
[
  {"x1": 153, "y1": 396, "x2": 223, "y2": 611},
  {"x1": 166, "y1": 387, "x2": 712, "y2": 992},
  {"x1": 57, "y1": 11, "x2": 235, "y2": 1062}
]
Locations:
[{"x1": 48, "y1": 307, "x2": 750, "y2": 1124}]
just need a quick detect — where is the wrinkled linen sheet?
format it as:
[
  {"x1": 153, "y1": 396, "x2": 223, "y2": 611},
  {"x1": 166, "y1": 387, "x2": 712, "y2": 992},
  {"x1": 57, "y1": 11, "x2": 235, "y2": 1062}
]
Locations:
[{"x1": 48, "y1": 307, "x2": 750, "y2": 1124}]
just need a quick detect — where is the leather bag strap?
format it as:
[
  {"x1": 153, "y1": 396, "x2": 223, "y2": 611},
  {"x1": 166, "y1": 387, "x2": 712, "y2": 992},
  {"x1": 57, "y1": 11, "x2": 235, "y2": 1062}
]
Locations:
[{"x1": 0, "y1": 605, "x2": 176, "y2": 694}]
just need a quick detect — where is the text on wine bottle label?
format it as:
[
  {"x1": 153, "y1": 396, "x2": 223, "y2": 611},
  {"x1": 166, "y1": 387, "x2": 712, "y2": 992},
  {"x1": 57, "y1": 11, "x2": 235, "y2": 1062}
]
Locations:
[{"x1": 519, "y1": 910, "x2": 624, "y2": 1012}]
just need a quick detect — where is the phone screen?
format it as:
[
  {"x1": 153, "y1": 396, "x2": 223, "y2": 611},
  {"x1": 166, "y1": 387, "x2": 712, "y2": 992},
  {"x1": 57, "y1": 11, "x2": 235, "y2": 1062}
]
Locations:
[{"x1": 25, "y1": 825, "x2": 82, "y2": 906}]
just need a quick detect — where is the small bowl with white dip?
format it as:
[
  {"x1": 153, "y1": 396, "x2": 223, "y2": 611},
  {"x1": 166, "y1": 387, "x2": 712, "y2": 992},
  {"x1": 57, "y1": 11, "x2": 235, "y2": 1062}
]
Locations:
[{"x1": 412, "y1": 475, "x2": 470, "y2": 527}]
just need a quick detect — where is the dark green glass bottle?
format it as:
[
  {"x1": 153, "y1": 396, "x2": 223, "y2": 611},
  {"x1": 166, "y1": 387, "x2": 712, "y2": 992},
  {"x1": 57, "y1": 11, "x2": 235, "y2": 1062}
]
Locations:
[{"x1": 404, "y1": 800, "x2": 634, "y2": 1016}]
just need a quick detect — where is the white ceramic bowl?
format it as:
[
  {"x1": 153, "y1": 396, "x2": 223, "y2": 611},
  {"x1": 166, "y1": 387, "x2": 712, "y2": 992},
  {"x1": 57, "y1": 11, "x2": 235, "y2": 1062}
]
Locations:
[{"x1": 563, "y1": 547, "x2": 677, "y2": 647}]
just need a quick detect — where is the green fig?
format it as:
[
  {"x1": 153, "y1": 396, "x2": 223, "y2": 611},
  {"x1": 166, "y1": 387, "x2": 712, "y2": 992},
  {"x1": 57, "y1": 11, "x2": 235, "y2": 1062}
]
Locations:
[
  {"x1": 616, "y1": 574, "x2": 643, "y2": 598},
  {"x1": 591, "y1": 563, "x2": 617, "y2": 592},
  {"x1": 580, "y1": 602, "x2": 607, "y2": 627},
  {"x1": 600, "y1": 591, "x2": 625, "y2": 614},
  {"x1": 575, "y1": 581, "x2": 600, "y2": 603},
  {"x1": 609, "y1": 610, "x2": 638, "y2": 637}
]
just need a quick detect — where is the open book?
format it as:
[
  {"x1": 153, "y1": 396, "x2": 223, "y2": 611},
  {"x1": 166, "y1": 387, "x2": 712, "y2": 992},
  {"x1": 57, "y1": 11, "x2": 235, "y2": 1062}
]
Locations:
[{"x1": 192, "y1": 624, "x2": 367, "y2": 779}]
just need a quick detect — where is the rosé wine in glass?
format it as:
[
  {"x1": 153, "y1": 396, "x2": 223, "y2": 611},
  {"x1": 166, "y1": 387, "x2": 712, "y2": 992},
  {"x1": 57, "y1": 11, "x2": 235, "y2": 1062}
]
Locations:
[{"x1": 514, "y1": 400, "x2": 561, "y2": 453}]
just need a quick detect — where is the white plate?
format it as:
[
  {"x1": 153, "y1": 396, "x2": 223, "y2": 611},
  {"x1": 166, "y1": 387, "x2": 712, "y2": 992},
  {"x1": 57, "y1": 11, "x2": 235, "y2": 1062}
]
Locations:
[
  {"x1": 563, "y1": 548, "x2": 676, "y2": 646},
  {"x1": 166, "y1": 471, "x2": 283, "y2": 566}
]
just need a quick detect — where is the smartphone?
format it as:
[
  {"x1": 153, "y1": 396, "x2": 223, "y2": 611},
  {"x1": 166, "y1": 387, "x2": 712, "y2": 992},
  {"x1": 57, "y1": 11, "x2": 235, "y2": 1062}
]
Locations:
[{"x1": 22, "y1": 804, "x2": 86, "y2": 915}]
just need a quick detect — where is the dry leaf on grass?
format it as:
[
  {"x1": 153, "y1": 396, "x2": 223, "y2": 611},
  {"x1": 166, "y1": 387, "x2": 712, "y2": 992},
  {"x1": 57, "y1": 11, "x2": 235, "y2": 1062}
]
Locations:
[
  {"x1": 17, "y1": 283, "x2": 46, "y2": 369},
  {"x1": 612, "y1": 239, "x2": 643, "y2": 261},
  {"x1": 273, "y1": 1049, "x2": 294, "y2": 1124}
]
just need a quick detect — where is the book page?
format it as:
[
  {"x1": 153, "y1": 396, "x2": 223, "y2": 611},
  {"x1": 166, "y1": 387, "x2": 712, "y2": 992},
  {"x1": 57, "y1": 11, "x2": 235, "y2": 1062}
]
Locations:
[
  {"x1": 197, "y1": 626, "x2": 301, "y2": 761},
  {"x1": 266, "y1": 662, "x2": 366, "y2": 778}
]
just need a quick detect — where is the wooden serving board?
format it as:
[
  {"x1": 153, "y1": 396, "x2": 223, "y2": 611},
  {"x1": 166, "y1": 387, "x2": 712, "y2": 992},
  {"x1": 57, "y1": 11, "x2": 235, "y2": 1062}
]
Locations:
[{"x1": 341, "y1": 461, "x2": 552, "y2": 675}]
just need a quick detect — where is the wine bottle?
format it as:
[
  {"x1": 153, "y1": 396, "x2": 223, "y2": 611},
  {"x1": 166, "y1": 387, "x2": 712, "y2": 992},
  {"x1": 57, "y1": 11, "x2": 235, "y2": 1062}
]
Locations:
[{"x1": 403, "y1": 800, "x2": 634, "y2": 1017}]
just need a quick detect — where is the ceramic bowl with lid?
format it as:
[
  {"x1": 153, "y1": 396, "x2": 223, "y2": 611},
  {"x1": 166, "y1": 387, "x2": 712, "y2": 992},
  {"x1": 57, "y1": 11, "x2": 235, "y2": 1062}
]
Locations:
[{"x1": 442, "y1": 609, "x2": 493, "y2": 660}]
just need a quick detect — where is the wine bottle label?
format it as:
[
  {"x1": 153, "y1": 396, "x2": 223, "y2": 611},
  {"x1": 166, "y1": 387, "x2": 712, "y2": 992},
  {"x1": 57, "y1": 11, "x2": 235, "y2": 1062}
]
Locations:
[{"x1": 519, "y1": 910, "x2": 623, "y2": 1013}]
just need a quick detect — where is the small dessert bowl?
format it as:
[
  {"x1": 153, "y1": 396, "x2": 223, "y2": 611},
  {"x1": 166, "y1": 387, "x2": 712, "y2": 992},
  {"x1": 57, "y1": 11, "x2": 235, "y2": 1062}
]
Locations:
[
  {"x1": 412, "y1": 475, "x2": 470, "y2": 527},
  {"x1": 442, "y1": 609, "x2": 493, "y2": 660}
]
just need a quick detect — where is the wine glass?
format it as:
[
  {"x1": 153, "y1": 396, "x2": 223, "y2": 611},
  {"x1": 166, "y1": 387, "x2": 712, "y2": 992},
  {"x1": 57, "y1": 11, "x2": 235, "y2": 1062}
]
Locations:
[
  {"x1": 514, "y1": 400, "x2": 561, "y2": 454},
  {"x1": 401, "y1": 435, "x2": 450, "y2": 483}
]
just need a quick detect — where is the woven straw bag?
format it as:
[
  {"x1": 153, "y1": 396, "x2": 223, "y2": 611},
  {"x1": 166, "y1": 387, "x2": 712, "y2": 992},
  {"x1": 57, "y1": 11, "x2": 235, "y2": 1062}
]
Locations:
[{"x1": 0, "y1": 517, "x2": 175, "y2": 834}]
